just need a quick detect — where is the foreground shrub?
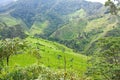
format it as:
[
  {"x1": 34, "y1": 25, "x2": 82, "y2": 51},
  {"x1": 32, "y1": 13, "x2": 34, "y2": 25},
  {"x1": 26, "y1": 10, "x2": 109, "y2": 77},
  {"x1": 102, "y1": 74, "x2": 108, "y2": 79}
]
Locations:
[{"x1": 0, "y1": 64, "x2": 81, "y2": 80}]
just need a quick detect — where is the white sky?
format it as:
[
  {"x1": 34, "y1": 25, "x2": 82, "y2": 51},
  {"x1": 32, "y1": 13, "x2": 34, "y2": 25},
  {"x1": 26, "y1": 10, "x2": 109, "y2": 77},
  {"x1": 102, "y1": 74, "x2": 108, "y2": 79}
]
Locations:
[{"x1": 86, "y1": 0, "x2": 107, "y2": 4}]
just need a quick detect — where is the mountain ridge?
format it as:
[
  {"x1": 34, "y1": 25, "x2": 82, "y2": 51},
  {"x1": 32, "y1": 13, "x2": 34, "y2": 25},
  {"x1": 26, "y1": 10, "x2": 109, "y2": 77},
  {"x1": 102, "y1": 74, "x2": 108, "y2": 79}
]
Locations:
[
  {"x1": 0, "y1": 0, "x2": 103, "y2": 37},
  {"x1": 0, "y1": 0, "x2": 117, "y2": 55}
]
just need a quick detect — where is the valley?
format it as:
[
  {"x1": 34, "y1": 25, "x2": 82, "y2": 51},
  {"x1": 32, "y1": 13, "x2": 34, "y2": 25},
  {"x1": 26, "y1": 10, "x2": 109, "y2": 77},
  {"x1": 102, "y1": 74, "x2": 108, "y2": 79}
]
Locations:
[{"x1": 0, "y1": 0, "x2": 120, "y2": 80}]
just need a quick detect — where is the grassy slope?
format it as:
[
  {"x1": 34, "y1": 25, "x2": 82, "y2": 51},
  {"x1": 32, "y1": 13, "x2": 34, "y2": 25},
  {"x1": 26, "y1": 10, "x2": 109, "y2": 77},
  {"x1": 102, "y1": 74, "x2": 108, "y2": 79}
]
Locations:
[
  {"x1": 9, "y1": 53, "x2": 37, "y2": 67},
  {"x1": 0, "y1": 14, "x2": 28, "y2": 31},
  {"x1": 51, "y1": 20, "x2": 87, "y2": 40},
  {"x1": 51, "y1": 14, "x2": 116, "y2": 40},
  {"x1": 7, "y1": 37, "x2": 88, "y2": 76},
  {"x1": 30, "y1": 21, "x2": 49, "y2": 35},
  {"x1": 50, "y1": 14, "x2": 118, "y2": 54},
  {"x1": 84, "y1": 15, "x2": 117, "y2": 52},
  {"x1": 51, "y1": 9, "x2": 87, "y2": 40},
  {"x1": 68, "y1": 9, "x2": 86, "y2": 21},
  {"x1": 0, "y1": 14, "x2": 20, "y2": 26}
]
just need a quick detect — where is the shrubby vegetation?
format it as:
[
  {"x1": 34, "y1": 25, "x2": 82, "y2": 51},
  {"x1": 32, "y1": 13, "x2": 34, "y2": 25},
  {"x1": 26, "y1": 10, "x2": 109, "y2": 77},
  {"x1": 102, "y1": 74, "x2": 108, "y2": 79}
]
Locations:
[
  {"x1": 0, "y1": 64, "x2": 82, "y2": 80},
  {"x1": 86, "y1": 0, "x2": 120, "y2": 80},
  {"x1": 0, "y1": 22, "x2": 27, "y2": 39},
  {"x1": 86, "y1": 37, "x2": 120, "y2": 80},
  {"x1": 0, "y1": 38, "x2": 27, "y2": 66}
]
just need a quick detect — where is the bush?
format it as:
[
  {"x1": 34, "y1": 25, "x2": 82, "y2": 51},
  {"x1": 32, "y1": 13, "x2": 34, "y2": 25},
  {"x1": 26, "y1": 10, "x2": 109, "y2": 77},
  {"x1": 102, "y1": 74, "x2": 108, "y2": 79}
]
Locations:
[{"x1": 0, "y1": 64, "x2": 81, "y2": 80}]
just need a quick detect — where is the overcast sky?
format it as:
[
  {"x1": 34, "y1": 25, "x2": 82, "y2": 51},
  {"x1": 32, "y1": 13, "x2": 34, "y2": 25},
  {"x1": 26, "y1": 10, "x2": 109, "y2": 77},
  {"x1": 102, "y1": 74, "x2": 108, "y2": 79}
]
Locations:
[
  {"x1": 86, "y1": 0, "x2": 107, "y2": 4},
  {"x1": 0, "y1": 0, "x2": 108, "y2": 4}
]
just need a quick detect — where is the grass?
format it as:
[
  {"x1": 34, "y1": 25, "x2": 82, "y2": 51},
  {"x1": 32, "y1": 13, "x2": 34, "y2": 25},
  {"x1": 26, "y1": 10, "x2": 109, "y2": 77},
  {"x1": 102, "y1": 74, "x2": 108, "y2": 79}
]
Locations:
[
  {"x1": 50, "y1": 14, "x2": 118, "y2": 56},
  {"x1": 68, "y1": 9, "x2": 86, "y2": 21},
  {"x1": 30, "y1": 21, "x2": 49, "y2": 35},
  {"x1": 9, "y1": 53, "x2": 37, "y2": 67},
  {"x1": 51, "y1": 14, "x2": 117, "y2": 41},
  {"x1": 0, "y1": 14, "x2": 29, "y2": 31},
  {"x1": 84, "y1": 17, "x2": 108, "y2": 32},
  {"x1": 2, "y1": 37, "x2": 88, "y2": 77},
  {"x1": 84, "y1": 15, "x2": 117, "y2": 52},
  {"x1": 0, "y1": 14, "x2": 21, "y2": 26},
  {"x1": 51, "y1": 19, "x2": 87, "y2": 40},
  {"x1": 50, "y1": 8, "x2": 87, "y2": 40}
]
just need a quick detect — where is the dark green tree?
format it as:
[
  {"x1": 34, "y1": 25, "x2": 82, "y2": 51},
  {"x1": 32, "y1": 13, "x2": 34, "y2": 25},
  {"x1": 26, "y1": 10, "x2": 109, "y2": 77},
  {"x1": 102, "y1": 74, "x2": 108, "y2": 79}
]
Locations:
[
  {"x1": 105, "y1": 0, "x2": 117, "y2": 15},
  {"x1": 86, "y1": 37, "x2": 120, "y2": 80},
  {"x1": 0, "y1": 38, "x2": 27, "y2": 66},
  {"x1": 0, "y1": 24, "x2": 27, "y2": 39}
]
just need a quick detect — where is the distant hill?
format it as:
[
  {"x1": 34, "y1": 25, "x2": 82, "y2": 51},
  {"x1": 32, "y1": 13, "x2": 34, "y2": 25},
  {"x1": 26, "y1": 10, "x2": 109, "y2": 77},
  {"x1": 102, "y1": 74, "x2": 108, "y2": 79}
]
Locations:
[
  {"x1": 0, "y1": 0, "x2": 103, "y2": 37},
  {"x1": 0, "y1": 0, "x2": 15, "y2": 6},
  {"x1": 1, "y1": 0, "x2": 119, "y2": 55},
  {"x1": 50, "y1": 14, "x2": 120, "y2": 54}
]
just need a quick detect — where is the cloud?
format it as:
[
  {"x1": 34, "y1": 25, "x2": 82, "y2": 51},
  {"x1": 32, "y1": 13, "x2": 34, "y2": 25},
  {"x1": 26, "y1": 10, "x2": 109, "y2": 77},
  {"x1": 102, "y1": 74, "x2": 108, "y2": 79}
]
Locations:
[{"x1": 86, "y1": 0, "x2": 107, "y2": 4}]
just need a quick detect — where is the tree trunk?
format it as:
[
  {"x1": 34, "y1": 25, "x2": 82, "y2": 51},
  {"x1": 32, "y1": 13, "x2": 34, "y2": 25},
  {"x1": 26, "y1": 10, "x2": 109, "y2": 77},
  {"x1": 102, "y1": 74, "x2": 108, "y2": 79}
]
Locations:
[
  {"x1": 6, "y1": 56, "x2": 9, "y2": 66},
  {"x1": 62, "y1": 49, "x2": 66, "y2": 80}
]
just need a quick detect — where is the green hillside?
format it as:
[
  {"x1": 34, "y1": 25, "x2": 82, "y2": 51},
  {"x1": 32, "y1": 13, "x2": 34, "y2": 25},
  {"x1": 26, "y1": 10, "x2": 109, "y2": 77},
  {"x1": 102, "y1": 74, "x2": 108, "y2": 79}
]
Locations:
[
  {"x1": 0, "y1": 14, "x2": 28, "y2": 30},
  {"x1": 30, "y1": 21, "x2": 49, "y2": 35},
  {"x1": 50, "y1": 14, "x2": 120, "y2": 54},
  {"x1": 0, "y1": 0, "x2": 120, "y2": 79},
  {"x1": 51, "y1": 19, "x2": 87, "y2": 40},
  {"x1": 50, "y1": 9, "x2": 87, "y2": 40},
  {"x1": 0, "y1": 0, "x2": 105, "y2": 55},
  {"x1": 0, "y1": 37, "x2": 88, "y2": 79},
  {"x1": 51, "y1": 14, "x2": 115, "y2": 40},
  {"x1": 0, "y1": 0, "x2": 103, "y2": 37},
  {"x1": 0, "y1": 14, "x2": 20, "y2": 26},
  {"x1": 26, "y1": 37, "x2": 88, "y2": 72}
]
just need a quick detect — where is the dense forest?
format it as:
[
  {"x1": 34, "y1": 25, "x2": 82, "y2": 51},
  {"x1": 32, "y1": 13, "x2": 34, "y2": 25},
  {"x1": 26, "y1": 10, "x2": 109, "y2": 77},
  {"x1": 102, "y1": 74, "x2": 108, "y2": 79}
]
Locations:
[{"x1": 0, "y1": 0, "x2": 120, "y2": 80}]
